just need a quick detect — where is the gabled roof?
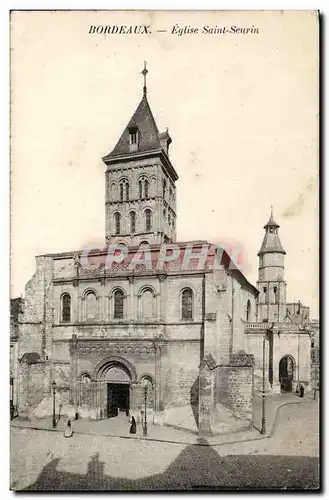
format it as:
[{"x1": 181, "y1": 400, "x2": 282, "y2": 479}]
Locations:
[{"x1": 103, "y1": 95, "x2": 162, "y2": 160}]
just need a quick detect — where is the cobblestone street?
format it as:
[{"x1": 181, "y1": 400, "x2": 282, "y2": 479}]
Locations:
[{"x1": 10, "y1": 400, "x2": 319, "y2": 491}]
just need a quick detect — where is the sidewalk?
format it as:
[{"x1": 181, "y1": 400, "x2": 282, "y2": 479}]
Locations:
[{"x1": 11, "y1": 392, "x2": 316, "y2": 447}]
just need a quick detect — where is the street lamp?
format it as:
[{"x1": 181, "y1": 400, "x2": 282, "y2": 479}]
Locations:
[
  {"x1": 260, "y1": 335, "x2": 267, "y2": 434},
  {"x1": 51, "y1": 381, "x2": 57, "y2": 428},
  {"x1": 10, "y1": 376, "x2": 14, "y2": 420},
  {"x1": 142, "y1": 379, "x2": 148, "y2": 436},
  {"x1": 260, "y1": 328, "x2": 272, "y2": 435}
]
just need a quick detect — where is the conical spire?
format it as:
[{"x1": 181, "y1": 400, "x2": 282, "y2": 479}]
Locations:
[
  {"x1": 264, "y1": 205, "x2": 279, "y2": 229},
  {"x1": 258, "y1": 208, "x2": 286, "y2": 256}
]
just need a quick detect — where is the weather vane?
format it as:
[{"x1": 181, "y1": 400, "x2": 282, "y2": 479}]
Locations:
[{"x1": 141, "y1": 61, "x2": 148, "y2": 96}]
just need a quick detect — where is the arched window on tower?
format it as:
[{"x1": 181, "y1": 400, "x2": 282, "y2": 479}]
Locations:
[
  {"x1": 246, "y1": 299, "x2": 251, "y2": 322},
  {"x1": 163, "y1": 179, "x2": 167, "y2": 197},
  {"x1": 144, "y1": 179, "x2": 149, "y2": 198},
  {"x1": 119, "y1": 180, "x2": 129, "y2": 201},
  {"x1": 61, "y1": 293, "x2": 71, "y2": 323},
  {"x1": 273, "y1": 286, "x2": 278, "y2": 304},
  {"x1": 130, "y1": 212, "x2": 136, "y2": 234},
  {"x1": 114, "y1": 213, "x2": 121, "y2": 235},
  {"x1": 139, "y1": 180, "x2": 143, "y2": 199},
  {"x1": 181, "y1": 288, "x2": 193, "y2": 320},
  {"x1": 114, "y1": 290, "x2": 124, "y2": 319},
  {"x1": 145, "y1": 209, "x2": 152, "y2": 232}
]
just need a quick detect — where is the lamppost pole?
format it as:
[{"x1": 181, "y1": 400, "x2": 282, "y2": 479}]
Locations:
[
  {"x1": 52, "y1": 381, "x2": 57, "y2": 428},
  {"x1": 260, "y1": 334, "x2": 267, "y2": 435},
  {"x1": 143, "y1": 385, "x2": 148, "y2": 436}
]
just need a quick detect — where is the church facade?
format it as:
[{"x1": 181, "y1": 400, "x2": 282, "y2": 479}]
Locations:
[{"x1": 15, "y1": 72, "x2": 314, "y2": 434}]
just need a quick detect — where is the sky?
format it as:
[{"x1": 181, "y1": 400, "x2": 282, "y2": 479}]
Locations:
[{"x1": 10, "y1": 10, "x2": 319, "y2": 317}]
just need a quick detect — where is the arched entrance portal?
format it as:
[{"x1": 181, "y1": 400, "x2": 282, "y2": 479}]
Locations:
[
  {"x1": 93, "y1": 356, "x2": 137, "y2": 419},
  {"x1": 106, "y1": 366, "x2": 130, "y2": 418},
  {"x1": 279, "y1": 356, "x2": 295, "y2": 393}
]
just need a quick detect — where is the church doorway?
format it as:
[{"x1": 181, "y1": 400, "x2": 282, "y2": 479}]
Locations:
[
  {"x1": 103, "y1": 363, "x2": 131, "y2": 419},
  {"x1": 107, "y1": 383, "x2": 130, "y2": 418},
  {"x1": 279, "y1": 355, "x2": 295, "y2": 393}
]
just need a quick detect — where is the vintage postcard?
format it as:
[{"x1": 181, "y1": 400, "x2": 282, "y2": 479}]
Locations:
[{"x1": 10, "y1": 10, "x2": 319, "y2": 491}]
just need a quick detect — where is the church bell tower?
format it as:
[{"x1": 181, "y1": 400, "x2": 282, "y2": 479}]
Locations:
[
  {"x1": 257, "y1": 208, "x2": 287, "y2": 322},
  {"x1": 102, "y1": 63, "x2": 178, "y2": 246}
]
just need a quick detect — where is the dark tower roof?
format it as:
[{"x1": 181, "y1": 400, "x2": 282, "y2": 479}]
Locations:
[
  {"x1": 258, "y1": 208, "x2": 286, "y2": 256},
  {"x1": 104, "y1": 94, "x2": 163, "y2": 159}
]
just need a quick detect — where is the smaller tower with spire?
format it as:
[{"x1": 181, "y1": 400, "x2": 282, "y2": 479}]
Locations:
[{"x1": 257, "y1": 208, "x2": 287, "y2": 322}]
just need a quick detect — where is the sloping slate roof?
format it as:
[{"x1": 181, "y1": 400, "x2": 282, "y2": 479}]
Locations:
[
  {"x1": 258, "y1": 232, "x2": 286, "y2": 255},
  {"x1": 105, "y1": 95, "x2": 162, "y2": 159}
]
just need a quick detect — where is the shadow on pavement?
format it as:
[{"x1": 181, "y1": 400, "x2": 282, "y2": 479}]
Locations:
[{"x1": 22, "y1": 437, "x2": 319, "y2": 491}]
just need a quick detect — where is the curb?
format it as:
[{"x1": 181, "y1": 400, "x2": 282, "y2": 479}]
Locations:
[{"x1": 11, "y1": 398, "x2": 316, "y2": 447}]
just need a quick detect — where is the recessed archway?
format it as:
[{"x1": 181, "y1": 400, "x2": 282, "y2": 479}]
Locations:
[
  {"x1": 279, "y1": 355, "x2": 295, "y2": 393},
  {"x1": 92, "y1": 356, "x2": 137, "y2": 419}
]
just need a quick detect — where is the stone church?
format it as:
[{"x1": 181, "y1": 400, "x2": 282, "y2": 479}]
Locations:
[{"x1": 14, "y1": 69, "x2": 315, "y2": 434}]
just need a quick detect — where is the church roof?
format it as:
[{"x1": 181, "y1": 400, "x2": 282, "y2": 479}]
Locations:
[
  {"x1": 258, "y1": 232, "x2": 286, "y2": 255},
  {"x1": 264, "y1": 211, "x2": 279, "y2": 229},
  {"x1": 103, "y1": 94, "x2": 162, "y2": 160}
]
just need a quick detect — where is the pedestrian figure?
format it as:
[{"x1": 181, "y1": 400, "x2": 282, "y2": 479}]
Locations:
[
  {"x1": 64, "y1": 419, "x2": 73, "y2": 438},
  {"x1": 299, "y1": 384, "x2": 304, "y2": 398},
  {"x1": 129, "y1": 416, "x2": 137, "y2": 434}
]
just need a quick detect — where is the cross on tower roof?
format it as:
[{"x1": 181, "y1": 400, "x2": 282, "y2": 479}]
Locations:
[{"x1": 141, "y1": 61, "x2": 148, "y2": 97}]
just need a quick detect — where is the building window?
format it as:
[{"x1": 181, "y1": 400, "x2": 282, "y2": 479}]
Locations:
[
  {"x1": 263, "y1": 286, "x2": 267, "y2": 294},
  {"x1": 139, "y1": 177, "x2": 149, "y2": 199},
  {"x1": 62, "y1": 293, "x2": 71, "y2": 323},
  {"x1": 273, "y1": 286, "x2": 278, "y2": 304},
  {"x1": 85, "y1": 291, "x2": 97, "y2": 321},
  {"x1": 114, "y1": 290, "x2": 124, "y2": 319},
  {"x1": 181, "y1": 288, "x2": 193, "y2": 320},
  {"x1": 114, "y1": 213, "x2": 121, "y2": 235},
  {"x1": 163, "y1": 179, "x2": 167, "y2": 197},
  {"x1": 119, "y1": 180, "x2": 129, "y2": 201},
  {"x1": 140, "y1": 288, "x2": 155, "y2": 319},
  {"x1": 145, "y1": 209, "x2": 152, "y2": 231},
  {"x1": 246, "y1": 300, "x2": 251, "y2": 322},
  {"x1": 144, "y1": 179, "x2": 149, "y2": 198},
  {"x1": 168, "y1": 213, "x2": 171, "y2": 226},
  {"x1": 169, "y1": 187, "x2": 172, "y2": 200},
  {"x1": 130, "y1": 212, "x2": 136, "y2": 234},
  {"x1": 129, "y1": 127, "x2": 138, "y2": 145}
]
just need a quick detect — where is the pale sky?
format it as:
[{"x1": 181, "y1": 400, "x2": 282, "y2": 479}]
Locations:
[{"x1": 10, "y1": 10, "x2": 319, "y2": 317}]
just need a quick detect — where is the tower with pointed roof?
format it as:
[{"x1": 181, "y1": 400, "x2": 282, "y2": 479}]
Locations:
[
  {"x1": 102, "y1": 63, "x2": 178, "y2": 246},
  {"x1": 257, "y1": 208, "x2": 287, "y2": 322}
]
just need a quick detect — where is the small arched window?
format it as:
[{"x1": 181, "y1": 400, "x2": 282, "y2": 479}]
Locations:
[
  {"x1": 114, "y1": 213, "x2": 121, "y2": 235},
  {"x1": 181, "y1": 288, "x2": 193, "y2": 320},
  {"x1": 139, "y1": 180, "x2": 143, "y2": 198},
  {"x1": 119, "y1": 180, "x2": 129, "y2": 201},
  {"x1": 130, "y1": 212, "x2": 136, "y2": 234},
  {"x1": 85, "y1": 291, "x2": 97, "y2": 321},
  {"x1": 246, "y1": 299, "x2": 251, "y2": 322},
  {"x1": 145, "y1": 209, "x2": 152, "y2": 232},
  {"x1": 62, "y1": 293, "x2": 71, "y2": 323},
  {"x1": 144, "y1": 180, "x2": 149, "y2": 198},
  {"x1": 114, "y1": 290, "x2": 124, "y2": 319},
  {"x1": 163, "y1": 179, "x2": 167, "y2": 197}
]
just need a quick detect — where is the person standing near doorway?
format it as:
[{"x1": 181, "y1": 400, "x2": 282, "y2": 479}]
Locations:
[{"x1": 129, "y1": 416, "x2": 137, "y2": 434}]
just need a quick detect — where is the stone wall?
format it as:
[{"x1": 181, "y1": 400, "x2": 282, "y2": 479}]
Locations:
[{"x1": 214, "y1": 351, "x2": 254, "y2": 421}]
